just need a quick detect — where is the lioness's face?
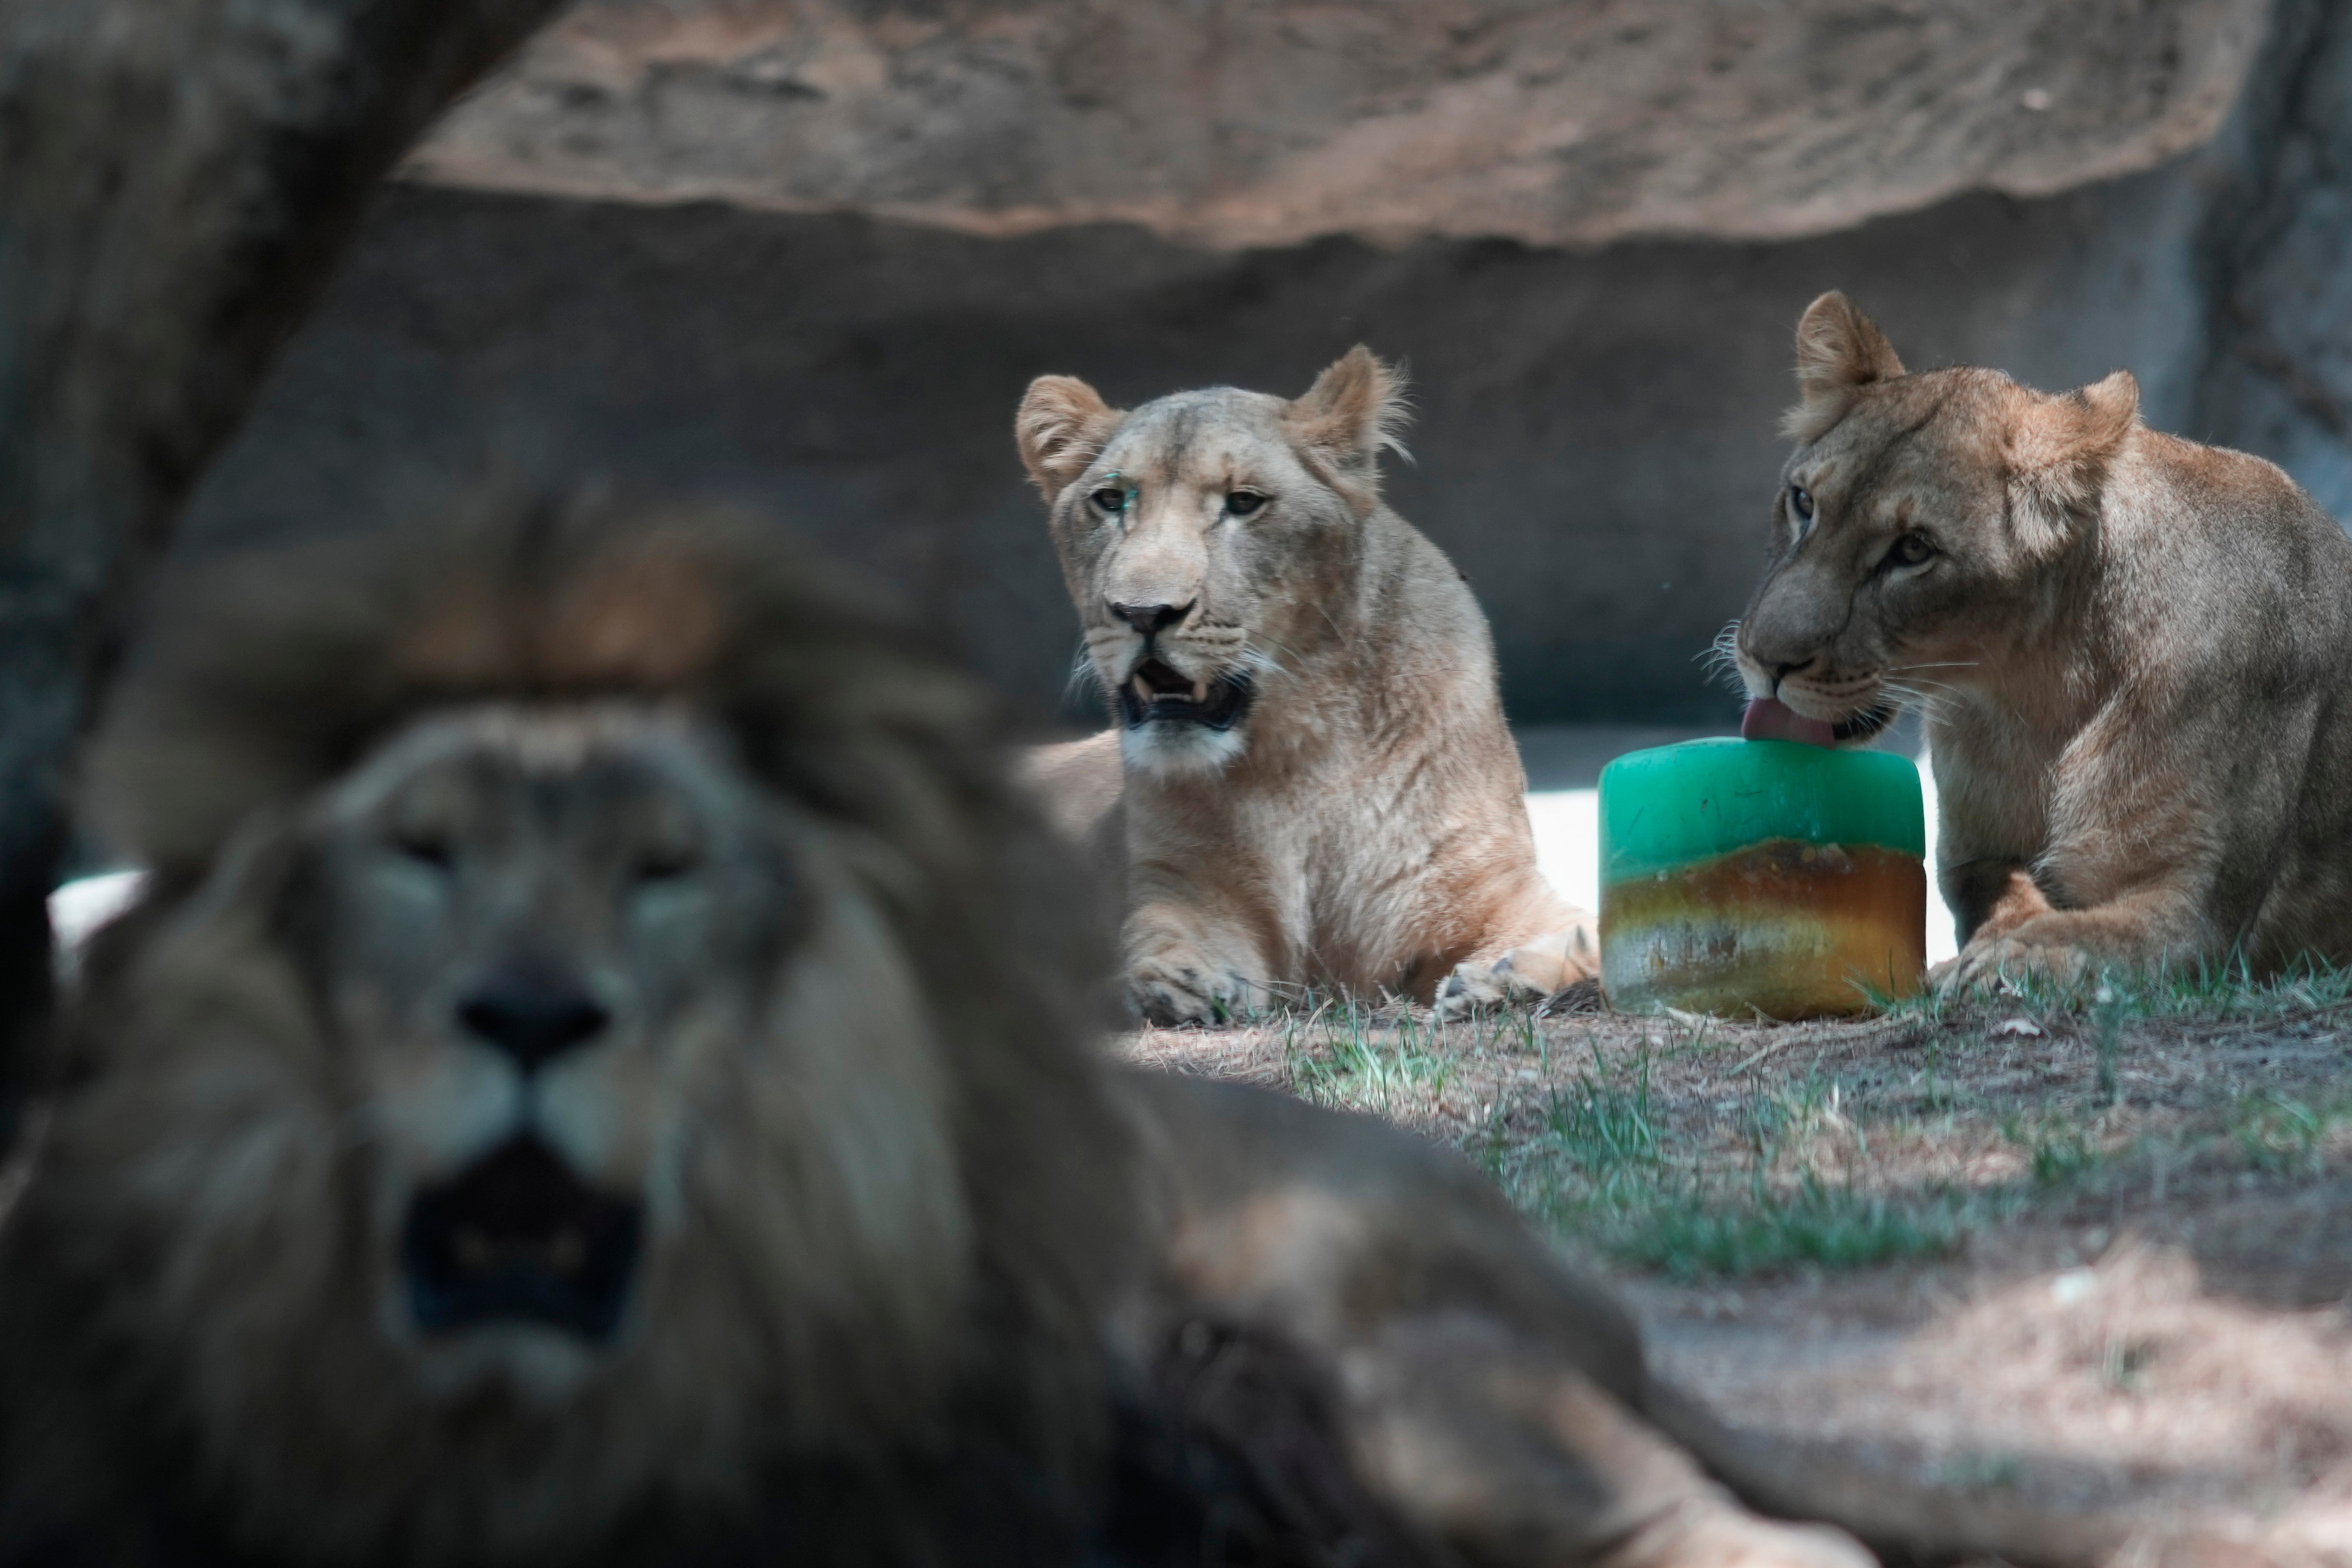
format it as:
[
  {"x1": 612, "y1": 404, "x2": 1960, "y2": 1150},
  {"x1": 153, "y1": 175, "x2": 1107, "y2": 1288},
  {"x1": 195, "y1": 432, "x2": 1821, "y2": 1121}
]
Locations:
[
  {"x1": 1735, "y1": 369, "x2": 2045, "y2": 734},
  {"x1": 1048, "y1": 391, "x2": 1366, "y2": 778},
  {"x1": 278, "y1": 705, "x2": 806, "y2": 1392}
]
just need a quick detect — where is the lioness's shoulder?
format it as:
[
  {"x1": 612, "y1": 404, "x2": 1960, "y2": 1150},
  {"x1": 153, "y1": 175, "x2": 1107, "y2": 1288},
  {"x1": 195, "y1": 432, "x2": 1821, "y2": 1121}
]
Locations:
[{"x1": 2123, "y1": 427, "x2": 2340, "y2": 529}]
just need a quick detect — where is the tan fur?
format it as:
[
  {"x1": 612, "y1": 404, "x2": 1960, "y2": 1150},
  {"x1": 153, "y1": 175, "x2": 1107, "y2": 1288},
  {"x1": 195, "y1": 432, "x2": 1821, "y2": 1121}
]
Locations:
[
  {"x1": 1017, "y1": 729, "x2": 1127, "y2": 898},
  {"x1": 1737, "y1": 292, "x2": 2352, "y2": 992},
  {"x1": 1015, "y1": 350, "x2": 1594, "y2": 1024},
  {"x1": 0, "y1": 491, "x2": 2143, "y2": 1568}
]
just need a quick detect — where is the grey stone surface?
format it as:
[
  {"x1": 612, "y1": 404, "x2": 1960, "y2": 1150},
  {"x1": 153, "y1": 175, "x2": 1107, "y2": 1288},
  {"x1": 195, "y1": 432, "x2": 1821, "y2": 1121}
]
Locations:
[
  {"x1": 177, "y1": 155, "x2": 2219, "y2": 729},
  {"x1": 165, "y1": 0, "x2": 2352, "y2": 739},
  {"x1": 2195, "y1": 0, "x2": 2352, "y2": 520},
  {"x1": 404, "y1": 0, "x2": 2266, "y2": 251}
]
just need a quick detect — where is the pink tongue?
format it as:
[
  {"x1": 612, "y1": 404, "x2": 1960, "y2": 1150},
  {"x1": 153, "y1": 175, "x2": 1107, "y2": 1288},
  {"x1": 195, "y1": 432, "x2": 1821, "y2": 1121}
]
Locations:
[{"x1": 1742, "y1": 697, "x2": 1838, "y2": 748}]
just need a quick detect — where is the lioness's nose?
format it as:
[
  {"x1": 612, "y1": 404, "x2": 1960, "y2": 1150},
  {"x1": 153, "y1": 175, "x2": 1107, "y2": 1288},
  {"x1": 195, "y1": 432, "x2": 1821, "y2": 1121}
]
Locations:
[
  {"x1": 458, "y1": 962, "x2": 610, "y2": 1073},
  {"x1": 1107, "y1": 600, "x2": 1194, "y2": 635}
]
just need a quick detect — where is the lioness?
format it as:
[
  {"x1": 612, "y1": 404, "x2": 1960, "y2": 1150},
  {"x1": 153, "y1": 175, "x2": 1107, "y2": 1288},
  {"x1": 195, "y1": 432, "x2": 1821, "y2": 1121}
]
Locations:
[
  {"x1": 1017, "y1": 350, "x2": 1595, "y2": 1025},
  {"x1": 0, "y1": 492, "x2": 2117, "y2": 1567},
  {"x1": 1735, "y1": 292, "x2": 2352, "y2": 992}
]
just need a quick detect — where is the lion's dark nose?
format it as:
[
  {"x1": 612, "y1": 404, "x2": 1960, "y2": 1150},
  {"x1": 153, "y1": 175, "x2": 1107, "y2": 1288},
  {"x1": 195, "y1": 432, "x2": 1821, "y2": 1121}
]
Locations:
[
  {"x1": 1108, "y1": 600, "x2": 1193, "y2": 636},
  {"x1": 458, "y1": 963, "x2": 609, "y2": 1073}
]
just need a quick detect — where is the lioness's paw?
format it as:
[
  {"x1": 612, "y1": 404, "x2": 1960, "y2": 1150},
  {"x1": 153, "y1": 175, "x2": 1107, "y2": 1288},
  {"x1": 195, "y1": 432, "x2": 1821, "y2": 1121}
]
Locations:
[
  {"x1": 1938, "y1": 932, "x2": 2095, "y2": 998},
  {"x1": 1434, "y1": 923, "x2": 1600, "y2": 1021},
  {"x1": 1433, "y1": 954, "x2": 1533, "y2": 1021},
  {"x1": 1126, "y1": 950, "x2": 1249, "y2": 1027}
]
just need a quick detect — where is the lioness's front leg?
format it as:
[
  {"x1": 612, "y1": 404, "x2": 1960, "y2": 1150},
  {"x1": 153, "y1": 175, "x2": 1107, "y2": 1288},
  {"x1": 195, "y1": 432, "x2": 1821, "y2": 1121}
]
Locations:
[
  {"x1": 1944, "y1": 887, "x2": 2209, "y2": 996},
  {"x1": 1123, "y1": 899, "x2": 1272, "y2": 1026},
  {"x1": 1935, "y1": 703, "x2": 2240, "y2": 995}
]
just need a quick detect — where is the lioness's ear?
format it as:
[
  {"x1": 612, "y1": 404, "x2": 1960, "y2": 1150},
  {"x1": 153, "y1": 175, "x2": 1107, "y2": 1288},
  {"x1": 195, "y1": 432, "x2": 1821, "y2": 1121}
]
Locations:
[
  {"x1": 1782, "y1": 292, "x2": 1906, "y2": 442},
  {"x1": 2007, "y1": 370, "x2": 2139, "y2": 552},
  {"x1": 1016, "y1": 376, "x2": 1126, "y2": 499},
  {"x1": 1285, "y1": 345, "x2": 1410, "y2": 502}
]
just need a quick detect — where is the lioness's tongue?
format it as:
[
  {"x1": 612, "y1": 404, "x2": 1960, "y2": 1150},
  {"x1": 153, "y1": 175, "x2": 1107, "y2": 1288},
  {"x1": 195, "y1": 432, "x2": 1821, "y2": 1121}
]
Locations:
[{"x1": 1741, "y1": 697, "x2": 1838, "y2": 748}]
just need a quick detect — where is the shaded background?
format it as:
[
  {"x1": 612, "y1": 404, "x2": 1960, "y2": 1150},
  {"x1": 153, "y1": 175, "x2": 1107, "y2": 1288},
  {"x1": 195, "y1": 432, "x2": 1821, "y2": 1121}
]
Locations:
[{"x1": 176, "y1": 0, "x2": 2352, "y2": 730}]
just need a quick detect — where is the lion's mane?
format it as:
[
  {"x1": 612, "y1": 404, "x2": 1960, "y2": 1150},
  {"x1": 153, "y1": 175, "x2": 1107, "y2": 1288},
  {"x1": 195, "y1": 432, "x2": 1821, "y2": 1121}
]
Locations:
[{"x1": 0, "y1": 491, "x2": 1141, "y2": 1567}]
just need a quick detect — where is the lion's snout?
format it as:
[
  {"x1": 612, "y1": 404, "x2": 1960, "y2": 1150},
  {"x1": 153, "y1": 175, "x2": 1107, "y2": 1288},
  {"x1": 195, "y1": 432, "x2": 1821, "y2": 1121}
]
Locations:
[{"x1": 455, "y1": 959, "x2": 611, "y2": 1075}]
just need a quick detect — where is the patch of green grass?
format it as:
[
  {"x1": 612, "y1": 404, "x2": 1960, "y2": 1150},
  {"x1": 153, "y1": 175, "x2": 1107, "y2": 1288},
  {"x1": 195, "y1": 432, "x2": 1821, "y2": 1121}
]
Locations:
[
  {"x1": 1947, "y1": 954, "x2": 2352, "y2": 1024},
  {"x1": 1607, "y1": 1175, "x2": 1968, "y2": 1280},
  {"x1": 1281, "y1": 1000, "x2": 1458, "y2": 1117},
  {"x1": 1538, "y1": 1045, "x2": 1664, "y2": 1171},
  {"x1": 2000, "y1": 1112, "x2": 2106, "y2": 1188},
  {"x1": 1266, "y1": 966, "x2": 2352, "y2": 1285},
  {"x1": 1481, "y1": 1045, "x2": 1976, "y2": 1280},
  {"x1": 2229, "y1": 1090, "x2": 2352, "y2": 1176}
]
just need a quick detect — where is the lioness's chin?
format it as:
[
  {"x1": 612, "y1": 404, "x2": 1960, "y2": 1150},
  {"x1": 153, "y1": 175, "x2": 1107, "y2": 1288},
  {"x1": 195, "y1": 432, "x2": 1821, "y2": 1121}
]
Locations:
[{"x1": 1120, "y1": 720, "x2": 1248, "y2": 778}]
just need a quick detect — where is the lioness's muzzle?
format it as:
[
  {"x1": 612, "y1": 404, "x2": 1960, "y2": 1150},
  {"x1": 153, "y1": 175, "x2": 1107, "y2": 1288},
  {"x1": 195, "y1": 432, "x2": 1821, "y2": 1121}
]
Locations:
[{"x1": 401, "y1": 1135, "x2": 642, "y2": 1340}]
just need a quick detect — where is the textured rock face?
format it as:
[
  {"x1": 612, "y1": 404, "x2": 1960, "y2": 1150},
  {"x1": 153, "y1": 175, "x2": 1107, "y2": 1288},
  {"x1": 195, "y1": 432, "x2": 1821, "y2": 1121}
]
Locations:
[
  {"x1": 408, "y1": 0, "x2": 2267, "y2": 249},
  {"x1": 165, "y1": 0, "x2": 2352, "y2": 730},
  {"x1": 2197, "y1": 0, "x2": 2352, "y2": 519},
  {"x1": 175, "y1": 167, "x2": 2214, "y2": 729}
]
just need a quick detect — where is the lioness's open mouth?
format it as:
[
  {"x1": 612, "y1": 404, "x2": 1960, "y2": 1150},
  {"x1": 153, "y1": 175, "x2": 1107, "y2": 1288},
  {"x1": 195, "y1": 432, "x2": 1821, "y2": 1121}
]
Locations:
[
  {"x1": 1117, "y1": 657, "x2": 1253, "y2": 731},
  {"x1": 401, "y1": 1136, "x2": 642, "y2": 1340}
]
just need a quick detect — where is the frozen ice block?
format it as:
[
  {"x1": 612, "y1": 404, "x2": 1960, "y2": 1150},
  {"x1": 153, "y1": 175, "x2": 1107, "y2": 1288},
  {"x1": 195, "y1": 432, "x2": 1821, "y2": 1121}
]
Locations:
[{"x1": 1599, "y1": 738, "x2": 1926, "y2": 1018}]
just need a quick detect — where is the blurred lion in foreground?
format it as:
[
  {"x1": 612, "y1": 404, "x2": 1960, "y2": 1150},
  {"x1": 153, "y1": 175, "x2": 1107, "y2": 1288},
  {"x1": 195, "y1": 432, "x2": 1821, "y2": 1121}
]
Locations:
[{"x1": 0, "y1": 493, "x2": 2139, "y2": 1567}]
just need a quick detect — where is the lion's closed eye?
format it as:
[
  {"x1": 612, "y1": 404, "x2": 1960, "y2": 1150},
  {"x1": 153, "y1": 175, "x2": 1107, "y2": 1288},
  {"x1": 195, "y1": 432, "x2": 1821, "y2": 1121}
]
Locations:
[
  {"x1": 630, "y1": 840, "x2": 703, "y2": 884},
  {"x1": 388, "y1": 825, "x2": 456, "y2": 872},
  {"x1": 381, "y1": 776, "x2": 473, "y2": 872},
  {"x1": 623, "y1": 795, "x2": 709, "y2": 887}
]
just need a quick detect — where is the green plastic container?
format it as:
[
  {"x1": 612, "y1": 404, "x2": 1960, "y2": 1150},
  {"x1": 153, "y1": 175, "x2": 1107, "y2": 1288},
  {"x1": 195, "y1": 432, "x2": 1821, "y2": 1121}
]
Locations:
[{"x1": 1599, "y1": 739, "x2": 1927, "y2": 1018}]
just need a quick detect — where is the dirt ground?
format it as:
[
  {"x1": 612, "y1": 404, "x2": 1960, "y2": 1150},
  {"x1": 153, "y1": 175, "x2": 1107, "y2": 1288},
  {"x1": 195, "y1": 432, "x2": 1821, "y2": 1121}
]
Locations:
[{"x1": 1116, "y1": 982, "x2": 2352, "y2": 1560}]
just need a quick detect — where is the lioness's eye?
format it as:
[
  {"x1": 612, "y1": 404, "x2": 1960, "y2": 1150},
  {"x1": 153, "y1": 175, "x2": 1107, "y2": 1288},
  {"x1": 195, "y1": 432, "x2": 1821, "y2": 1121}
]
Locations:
[
  {"x1": 1886, "y1": 532, "x2": 1937, "y2": 569},
  {"x1": 1225, "y1": 490, "x2": 1266, "y2": 518},
  {"x1": 1788, "y1": 486, "x2": 1815, "y2": 525},
  {"x1": 1090, "y1": 487, "x2": 1127, "y2": 515}
]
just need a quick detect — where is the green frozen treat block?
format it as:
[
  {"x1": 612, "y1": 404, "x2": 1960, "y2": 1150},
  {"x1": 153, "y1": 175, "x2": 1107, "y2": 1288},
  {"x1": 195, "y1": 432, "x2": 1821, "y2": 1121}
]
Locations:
[{"x1": 1599, "y1": 739, "x2": 1927, "y2": 1019}]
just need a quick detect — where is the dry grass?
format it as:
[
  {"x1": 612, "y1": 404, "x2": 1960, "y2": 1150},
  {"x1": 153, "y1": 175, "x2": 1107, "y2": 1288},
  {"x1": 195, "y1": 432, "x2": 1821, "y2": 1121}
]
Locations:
[{"x1": 1115, "y1": 972, "x2": 2352, "y2": 1556}]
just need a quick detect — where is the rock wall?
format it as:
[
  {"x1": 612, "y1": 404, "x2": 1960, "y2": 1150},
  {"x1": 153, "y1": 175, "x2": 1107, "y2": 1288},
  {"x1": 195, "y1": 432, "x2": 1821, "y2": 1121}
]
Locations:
[
  {"x1": 167, "y1": 0, "x2": 2352, "y2": 728},
  {"x1": 2195, "y1": 0, "x2": 2352, "y2": 521},
  {"x1": 407, "y1": 0, "x2": 2263, "y2": 250},
  {"x1": 177, "y1": 163, "x2": 2214, "y2": 728}
]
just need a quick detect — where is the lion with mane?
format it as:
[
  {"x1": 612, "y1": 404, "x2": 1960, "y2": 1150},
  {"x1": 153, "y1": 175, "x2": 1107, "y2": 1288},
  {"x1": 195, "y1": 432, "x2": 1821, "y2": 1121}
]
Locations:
[{"x1": 0, "y1": 491, "x2": 2130, "y2": 1568}]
